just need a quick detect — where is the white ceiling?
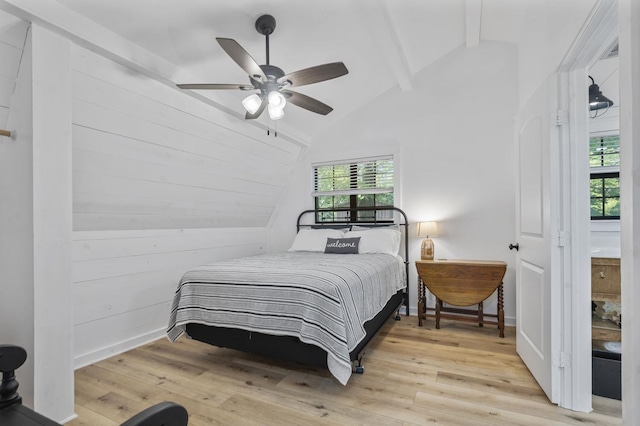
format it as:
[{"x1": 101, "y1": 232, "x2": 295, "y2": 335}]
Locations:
[
  {"x1": 6, "y1": 0, "x2": 600, "y2": 140},
  {"x1": 47, "y1": 0, "x2": 535, "y2": 140}
]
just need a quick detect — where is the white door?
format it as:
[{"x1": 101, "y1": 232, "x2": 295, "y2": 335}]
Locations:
[{"x1": 514, "y1": 76, "x2": 562, "y2": 403}]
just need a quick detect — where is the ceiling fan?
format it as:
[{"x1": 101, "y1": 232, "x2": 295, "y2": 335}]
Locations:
[{"x1": 177, "y1": 14, "x2": 348, "y2": 121}]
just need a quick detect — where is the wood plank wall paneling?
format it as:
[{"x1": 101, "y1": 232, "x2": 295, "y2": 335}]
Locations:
[
  {"x1": 73, "y1": 227, "x2": 267, "y2": 368},
  {"x1": 0, "y1": 17, "x2": 29, "y2": 127},
  {"x1": 70, "y1": 44, "x2": 302, "y2": 366},
  {"x1": 71, "y1": 44, "x2": 302, "y2": 231}
]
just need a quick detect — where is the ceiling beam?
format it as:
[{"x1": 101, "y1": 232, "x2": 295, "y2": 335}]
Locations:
[
  {"x1": 465, "y1": 0, "x2": 482, "y2": 48},
  {"x1": 361, "y1": 0, "x2": 413, "y2": 91}
]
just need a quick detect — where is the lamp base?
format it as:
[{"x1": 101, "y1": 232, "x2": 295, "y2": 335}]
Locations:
[{"x1": 421, "y1": 238, "x2": 434, "y2": 260}]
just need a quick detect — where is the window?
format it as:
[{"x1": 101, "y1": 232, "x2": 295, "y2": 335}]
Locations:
[
  {"x1": 589, "y1": 135, "x2": 620, "y2": 220},
  {"x1": 313, "y1": 156, "x2": 394, "y2": 223}
]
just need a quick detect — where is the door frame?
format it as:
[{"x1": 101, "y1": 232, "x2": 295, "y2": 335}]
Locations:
[{"x1": 555, "y1": 0, "x2": 618, "y2": 412}]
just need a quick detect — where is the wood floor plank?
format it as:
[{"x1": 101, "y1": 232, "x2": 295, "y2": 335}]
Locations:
[
  {"x1": 68, "y1": 316, "x2": 621, "y2": 425},
  {"x1": 70, "y1": 405, "x2": 118, "y2": 426},
  {"x1": 435, "y1": 371, "x2": 547, "y2": 400}
]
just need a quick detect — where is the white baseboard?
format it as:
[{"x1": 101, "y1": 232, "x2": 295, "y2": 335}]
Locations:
[
  {"x1": 74, "y1": 327, "x2": 166, "y2": 370},
  {"x1": 60, "y1": 413, "x2": 78, "y2": 424}
]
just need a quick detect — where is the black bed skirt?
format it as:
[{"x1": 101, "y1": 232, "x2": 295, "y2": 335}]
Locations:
[{"x1": 186, "y1": 290, "x2": 404, "y2": 368}]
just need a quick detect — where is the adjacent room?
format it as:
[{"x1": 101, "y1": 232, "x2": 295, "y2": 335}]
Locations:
[{"x1": 0, "y1": 0, "x2": 638, "y2": 425}]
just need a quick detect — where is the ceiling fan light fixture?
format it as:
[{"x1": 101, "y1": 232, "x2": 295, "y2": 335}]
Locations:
[
  {"x1": 268, "y1": 103, "x2": 285, "y2": 120},
  {"x1": 242, "y1": 93, "x2": 263, "y2": 114},
  {"x1": 268, "y1": 91, "x2": 286, "y2": 109}
]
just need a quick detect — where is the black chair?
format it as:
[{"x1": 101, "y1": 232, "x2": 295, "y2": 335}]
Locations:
[{"x1": 0, "y1": 344, "x2": 188, "y2": 426}]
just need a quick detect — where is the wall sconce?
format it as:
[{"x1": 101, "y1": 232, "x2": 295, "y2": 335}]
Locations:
[
  {"x1": 588, "y1": 76, "x2": 614, "y2": 118},
  {"x1": 417, "y1": 221, "x2": 439, "y2": 260}
]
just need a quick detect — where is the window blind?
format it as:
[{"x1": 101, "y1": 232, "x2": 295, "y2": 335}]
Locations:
[{"x1": 312, "y1": 156, "x2": 394, "y2": 197}]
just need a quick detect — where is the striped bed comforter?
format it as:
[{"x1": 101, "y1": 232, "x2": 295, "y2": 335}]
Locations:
[{"x1": 167, "y1": 251, "x2": 406, "y2": 385}]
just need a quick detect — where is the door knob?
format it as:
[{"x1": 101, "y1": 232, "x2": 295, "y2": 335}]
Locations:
[{"x1": 509, "y1": 243, "x2": 519, "y2": 251}]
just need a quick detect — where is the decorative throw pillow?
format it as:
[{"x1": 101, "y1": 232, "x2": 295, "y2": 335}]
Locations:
[{"x1": 324, "y1": 237, "x2": 361, "y2": 254}]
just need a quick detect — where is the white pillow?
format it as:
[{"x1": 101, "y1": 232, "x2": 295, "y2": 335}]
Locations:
[
  {"x1": 344, "y1": 228, "x2": 401, "y2": 255},
  {"x1": 289, "y1": 228, "x2": 345, "y2": 252}
]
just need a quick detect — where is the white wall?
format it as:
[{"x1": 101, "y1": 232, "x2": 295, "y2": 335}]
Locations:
[
  {"x1": 71, "y1": 45, "x2": 301, "y2": 231},
  {"x1": 517, "y1": 0, "x2": 598, "y2": 108},
  {"x1": 73, "y1": 227, "x2": 267, "y2": 367},
  {"x1": 69, "y1": 45, "x2": 304, "y2": 367},
  {"x1": 270, "y1": 41, "x2": 519, "y2": 324},
  {"x1": 0, "y1": 23, "x2": 76, "y2": 423},
  {"x1": 619, "y1": 1, "x2": 640, "y2": 422}
]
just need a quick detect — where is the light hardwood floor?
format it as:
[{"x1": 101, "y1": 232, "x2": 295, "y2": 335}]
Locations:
[{"x1": 68, "y1": 317, "x2": 622, "y2": 425}]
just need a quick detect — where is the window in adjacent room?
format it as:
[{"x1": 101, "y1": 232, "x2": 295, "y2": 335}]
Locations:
[
  {"x1": 589, "y1": 134, "x2": 620, "y2": 220},
  {"x1": 313, "y1": 156, "x2": 394, "y2": 223}
]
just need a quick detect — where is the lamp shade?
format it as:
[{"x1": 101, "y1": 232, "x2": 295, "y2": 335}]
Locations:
[
  {"x1": 268, "y1": 104, "x2": 285, "y2": 120},
  {"x1": 242, "y1": 93, "x2": 262, "y2": 114},
  {"x1": 268, "y1": 91, "x2": 286, "y2": 108},
  {"x1": 417, "y1": 221, "x2": 438, "y2": 237}
]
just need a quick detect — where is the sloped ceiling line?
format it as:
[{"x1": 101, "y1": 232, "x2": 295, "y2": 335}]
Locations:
[{"x1": 361, "y1": 0, "x2": 413, "y2": 92}]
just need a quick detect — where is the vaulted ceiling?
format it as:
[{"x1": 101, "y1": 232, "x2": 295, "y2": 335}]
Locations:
[
  {"x1": 48, "y1": 0, "x2": 535, "y2": 139},
  {"x1": 2, "y1": 0, "x2": 605, "y2": 141}
]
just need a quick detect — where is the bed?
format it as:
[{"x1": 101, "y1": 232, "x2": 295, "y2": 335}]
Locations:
[{"x1": 167, "y1": 206, "x2": 409, "y2": 385}]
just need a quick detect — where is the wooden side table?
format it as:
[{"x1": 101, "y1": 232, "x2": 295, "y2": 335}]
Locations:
[{"x1": 416, "y1": 259, "x2": 507, "y2": 337}]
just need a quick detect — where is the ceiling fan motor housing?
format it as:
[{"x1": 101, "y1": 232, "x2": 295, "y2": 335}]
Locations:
[{"x1": 250, "y1": 64, "x2": 290, "y2": 99}]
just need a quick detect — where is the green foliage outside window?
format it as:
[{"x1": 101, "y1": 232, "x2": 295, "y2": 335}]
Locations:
[
  {"x1": 590, "y1": 175, "x2": 620, "y2": 219},
  {"x1": 314, "y1": 158, "x2": 394, "y2": 223},
  {"x1": 589, "y1": 136, "x2": 620, "y2": 167}
]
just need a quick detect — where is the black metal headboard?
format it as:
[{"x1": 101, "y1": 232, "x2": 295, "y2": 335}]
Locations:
[{"x1": 296, "y1": 206, "x2": 410, "y2": 316}]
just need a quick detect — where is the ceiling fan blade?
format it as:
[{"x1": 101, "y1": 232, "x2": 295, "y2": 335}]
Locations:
[
  {"x1": 278, "y1": 62, "x2": 348, "y2": 87},
  {"x1": 177, "y1": 83, "x2": 254, "y2": 90},
  {"x1": 245, "y1": 99, "x2": 267, "y2": 120},
  {"x1": 282, "y1": 90, "x2": 333, "y2": 115},
  {"x1": 216, "y1": 38, "x2": 267, "y2": 81}
]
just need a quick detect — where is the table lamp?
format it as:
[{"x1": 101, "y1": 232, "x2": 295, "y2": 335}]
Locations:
[{"x1": 417, "y1": 221, "x2": 439, "y2": 260}]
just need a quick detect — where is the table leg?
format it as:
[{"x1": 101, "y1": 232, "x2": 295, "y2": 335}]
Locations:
[
  {"x1": 435, "y1": 298, "x2": 442, "y2": 329},
  {"x1": 478, "y1": 301, "x2": 484, "y2": 327},
  {"x1": 498, "y1": 282, "x2": 505, "y2": 338},
  {"x1": 418, "y1": 278, "x2": 424, "y2": 326}
]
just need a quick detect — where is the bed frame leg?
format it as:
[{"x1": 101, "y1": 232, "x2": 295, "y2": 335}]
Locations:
[
  {"x1": 353, "y1": 355, "x2": 365, "y2": 374},
  {"x1": 394, "y1": 308, "x2": 401, "y2": 321}
]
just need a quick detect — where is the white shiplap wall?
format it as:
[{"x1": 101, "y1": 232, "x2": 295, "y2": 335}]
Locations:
[
  {"x1": 71, "y1": 45, "x2": 300, "y2": 231},
  {"x1": 71, "y1": 45, "x2": 303, "y2": 366},
  {"x1": 72, "y1": 227, "x2": 266, "y2": 367}
]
